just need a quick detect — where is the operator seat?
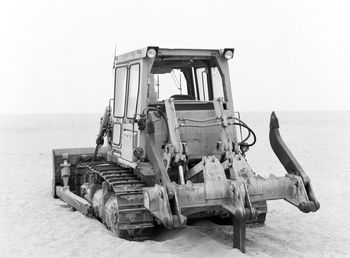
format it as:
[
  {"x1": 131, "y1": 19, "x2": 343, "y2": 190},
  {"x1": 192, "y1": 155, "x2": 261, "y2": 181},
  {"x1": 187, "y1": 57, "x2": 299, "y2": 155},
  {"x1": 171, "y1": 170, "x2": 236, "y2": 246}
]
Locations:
[{"x1": 170, "y1": 94, "x2": 195, "y2": 101}]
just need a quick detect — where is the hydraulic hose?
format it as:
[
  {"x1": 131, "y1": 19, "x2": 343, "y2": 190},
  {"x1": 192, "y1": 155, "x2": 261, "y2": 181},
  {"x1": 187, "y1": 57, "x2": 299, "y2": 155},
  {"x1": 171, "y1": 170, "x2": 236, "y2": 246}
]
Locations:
[
  {"x1": 231, "y1": 122, "x2": 256, "y2": 147},
  {"x1": 227, "y1": 116, "x2": 257, "y2": 147}
]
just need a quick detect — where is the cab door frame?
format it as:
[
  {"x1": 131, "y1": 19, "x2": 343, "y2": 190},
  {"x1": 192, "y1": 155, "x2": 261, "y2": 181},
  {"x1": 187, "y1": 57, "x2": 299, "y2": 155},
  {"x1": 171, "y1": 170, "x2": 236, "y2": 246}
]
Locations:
[
  {"x1": 112, "y1": 61, "x2": 142, "y2": 163},
  {"x1": 120, "y1": 61, "x2": 141, "y2": 162},
  {"x1": 112, "y1": 65, "x2": 128, "y2": 153}
]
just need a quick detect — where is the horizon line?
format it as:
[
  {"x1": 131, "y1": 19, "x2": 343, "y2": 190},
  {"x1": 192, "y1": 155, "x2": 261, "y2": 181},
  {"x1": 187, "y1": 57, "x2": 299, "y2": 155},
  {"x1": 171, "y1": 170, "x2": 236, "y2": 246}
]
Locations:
[{"x1": 0, "y1": 110, "x2": 349, "y2": 115}]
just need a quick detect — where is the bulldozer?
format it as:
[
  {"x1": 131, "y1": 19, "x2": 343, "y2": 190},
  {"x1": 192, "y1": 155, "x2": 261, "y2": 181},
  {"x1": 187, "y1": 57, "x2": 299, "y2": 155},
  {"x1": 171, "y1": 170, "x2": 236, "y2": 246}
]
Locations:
[{"x1": 52, "y1": 46, "x2": 320, "y2": 253}]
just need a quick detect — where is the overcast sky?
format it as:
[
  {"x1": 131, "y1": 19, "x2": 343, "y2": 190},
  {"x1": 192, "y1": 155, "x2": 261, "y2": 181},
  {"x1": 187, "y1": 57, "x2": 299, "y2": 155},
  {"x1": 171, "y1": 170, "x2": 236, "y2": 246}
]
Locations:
[{"x1": 0, "y1": 0, "x2": 349, "y2": 113}]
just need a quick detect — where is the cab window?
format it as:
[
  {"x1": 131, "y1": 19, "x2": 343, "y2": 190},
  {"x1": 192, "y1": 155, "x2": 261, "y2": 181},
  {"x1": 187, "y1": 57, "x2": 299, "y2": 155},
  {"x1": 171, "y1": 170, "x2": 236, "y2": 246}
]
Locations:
[
  {"x1": 150, "y1": 60, "x2": 225, "y2": 102},
  {"x1": 156, "y1": 69, "x2": 188, "y2": 100},
  {"x1": 195, "y1": 67, "x2": 209, "y2": 100},
  {"x1": 112, "y1": 123, "x2": 121, "y2": 145},
  {"x1": 114, "y1": 66, "x2": 127, "y2": 117},
  {"x1": 211, "y1": 67, "x2": 224, "y2": 99},
  {"x1": 126, "y1": 64, "x2": 140, "y2": 118}
]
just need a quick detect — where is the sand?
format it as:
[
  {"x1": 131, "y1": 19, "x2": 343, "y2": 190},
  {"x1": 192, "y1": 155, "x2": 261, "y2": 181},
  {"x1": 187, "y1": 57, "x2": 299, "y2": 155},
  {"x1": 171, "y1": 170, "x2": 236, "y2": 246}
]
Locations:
[{"x1": 0, "y1": 111, "x2": 349, "y2": 257}]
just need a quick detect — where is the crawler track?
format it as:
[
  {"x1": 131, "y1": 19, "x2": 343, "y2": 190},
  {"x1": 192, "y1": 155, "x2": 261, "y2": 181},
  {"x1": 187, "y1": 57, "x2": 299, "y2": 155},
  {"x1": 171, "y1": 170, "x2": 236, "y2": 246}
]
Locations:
[{"x1": 85, "y1": 162, "x2": 154, "y2": 240}]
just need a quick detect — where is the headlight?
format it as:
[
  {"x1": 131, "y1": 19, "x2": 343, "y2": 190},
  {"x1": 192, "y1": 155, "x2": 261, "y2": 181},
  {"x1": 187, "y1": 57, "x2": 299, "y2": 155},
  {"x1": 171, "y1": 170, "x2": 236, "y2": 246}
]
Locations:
[
  {"x1": 224, "y1": 50, "x2": 234, "y2": 59},
  {"x1": 147, "y1": 48, "x2": 157, "y2": 58}
]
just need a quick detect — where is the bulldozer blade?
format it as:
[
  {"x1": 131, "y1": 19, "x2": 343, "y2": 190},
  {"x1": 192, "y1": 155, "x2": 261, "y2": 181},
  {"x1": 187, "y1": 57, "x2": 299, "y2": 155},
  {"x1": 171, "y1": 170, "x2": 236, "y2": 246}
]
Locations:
[
  {"x1": 269, "y1": 111, "x2": 320, "y2": 212},
  {"x1": 52, "y1": 147, "x2": 107, "y2": 198}
]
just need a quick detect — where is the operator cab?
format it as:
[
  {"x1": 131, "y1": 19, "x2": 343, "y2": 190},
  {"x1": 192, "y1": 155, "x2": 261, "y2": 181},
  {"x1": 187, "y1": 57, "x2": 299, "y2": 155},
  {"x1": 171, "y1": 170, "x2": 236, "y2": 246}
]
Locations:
[{"x1": 110, "y1": 47, "x2": 236, "y2": 166}]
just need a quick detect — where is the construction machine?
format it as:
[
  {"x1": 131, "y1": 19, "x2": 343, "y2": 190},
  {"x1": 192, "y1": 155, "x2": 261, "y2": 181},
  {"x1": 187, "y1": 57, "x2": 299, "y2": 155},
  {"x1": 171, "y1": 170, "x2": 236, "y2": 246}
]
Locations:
[{"x1": 52, "y1": 47, "x2": 320, "y2": 253}]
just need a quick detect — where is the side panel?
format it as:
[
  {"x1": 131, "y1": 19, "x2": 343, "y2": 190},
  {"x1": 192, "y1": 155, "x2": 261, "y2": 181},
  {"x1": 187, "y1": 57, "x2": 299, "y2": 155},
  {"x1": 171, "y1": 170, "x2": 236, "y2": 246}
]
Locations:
[{"x1": 121, "y1": 127, "x2": 137, "y2": 162}]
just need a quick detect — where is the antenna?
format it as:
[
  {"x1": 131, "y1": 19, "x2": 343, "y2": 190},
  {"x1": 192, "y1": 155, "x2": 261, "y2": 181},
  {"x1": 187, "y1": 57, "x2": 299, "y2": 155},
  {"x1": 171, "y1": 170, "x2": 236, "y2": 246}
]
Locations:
[{"x1": 113, "y1": 43, "x2": 117, "y2": 69}]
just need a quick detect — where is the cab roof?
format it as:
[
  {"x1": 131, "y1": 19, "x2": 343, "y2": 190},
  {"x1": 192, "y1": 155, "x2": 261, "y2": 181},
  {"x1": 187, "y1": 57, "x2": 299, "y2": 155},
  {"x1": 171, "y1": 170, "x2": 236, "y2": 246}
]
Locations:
[{"x1": 114, "y1": 46, "x2": 232, "y2": 65}]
